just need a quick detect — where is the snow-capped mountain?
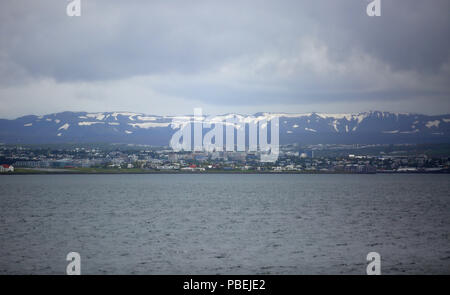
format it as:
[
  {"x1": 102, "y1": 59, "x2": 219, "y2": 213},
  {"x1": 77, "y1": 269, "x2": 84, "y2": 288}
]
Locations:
[{"x1": 0, "y1": 111, "x2": 449, "y2": 145}]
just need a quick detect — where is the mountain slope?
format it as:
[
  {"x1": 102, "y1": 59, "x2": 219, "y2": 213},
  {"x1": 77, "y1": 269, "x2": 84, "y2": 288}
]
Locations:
[{"x1": 0, "y1": 111, "x2": 449, "y2": 145}]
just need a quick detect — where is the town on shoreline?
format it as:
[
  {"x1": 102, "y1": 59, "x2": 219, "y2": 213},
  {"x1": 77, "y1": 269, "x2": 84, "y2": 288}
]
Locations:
[{"x1": 1, "y1": 143, "x2": 450, "y2": 175}]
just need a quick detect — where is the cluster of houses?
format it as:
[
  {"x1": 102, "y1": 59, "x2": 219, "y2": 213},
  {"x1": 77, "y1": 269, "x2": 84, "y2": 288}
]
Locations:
[{"x1": 1, "y1": 143, "x2": 449, "y2": 173}]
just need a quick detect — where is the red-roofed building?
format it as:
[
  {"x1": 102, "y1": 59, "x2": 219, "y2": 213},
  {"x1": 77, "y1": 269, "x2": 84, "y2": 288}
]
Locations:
[{"x1": 0, "y1": 164, "x2": 14, "y2": 172}]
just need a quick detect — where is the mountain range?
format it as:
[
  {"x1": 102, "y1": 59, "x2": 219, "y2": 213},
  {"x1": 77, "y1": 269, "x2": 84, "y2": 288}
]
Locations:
[{"x1": 0, "y1": 111, "x2": 449, "y2": 145}]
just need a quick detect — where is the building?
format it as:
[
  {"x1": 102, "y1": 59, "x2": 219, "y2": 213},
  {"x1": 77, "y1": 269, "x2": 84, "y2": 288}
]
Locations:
[
  {"x1": 0, "y1": 164, "x2": 14, "y2": 172},
  {"x1": 168, "y1": 153, "x2": 178, "y2": 162},
  {"x1": 194, "y1": 154, "x2": 209, "y2": 162}
]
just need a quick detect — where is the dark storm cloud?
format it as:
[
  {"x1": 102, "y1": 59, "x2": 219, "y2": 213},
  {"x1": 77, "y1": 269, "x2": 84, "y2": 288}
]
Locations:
[
  {"x1": 1, "y1": 0, "x2": 298, "y2": 81},
  {"x1": 0, "y1": 0, "x2": 449, "y2": 117},
  {"x1": 314, "y1": 0, "x2": 450, "y2": 73}
]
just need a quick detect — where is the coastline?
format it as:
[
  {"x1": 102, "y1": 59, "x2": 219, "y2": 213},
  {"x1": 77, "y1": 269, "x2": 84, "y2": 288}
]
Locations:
[{"x1": 1, "y1": 168, "x2": 449, "y2": 175}]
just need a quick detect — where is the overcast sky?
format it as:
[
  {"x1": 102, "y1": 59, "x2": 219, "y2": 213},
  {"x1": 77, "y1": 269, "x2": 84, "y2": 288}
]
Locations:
[{"x1": 0, "y1": 0, "x2": 449, "y2": 118}]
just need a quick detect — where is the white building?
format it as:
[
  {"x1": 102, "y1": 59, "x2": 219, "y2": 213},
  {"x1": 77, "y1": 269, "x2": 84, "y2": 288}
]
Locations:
[{"x1": 0, "y1": 164, "x2": 14, "y2": 172}]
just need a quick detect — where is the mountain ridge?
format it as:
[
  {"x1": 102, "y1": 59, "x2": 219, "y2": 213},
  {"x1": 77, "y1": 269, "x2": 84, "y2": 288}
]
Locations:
[{"x1": 1, "y1": 110, "x2": 449, "y2": 145}]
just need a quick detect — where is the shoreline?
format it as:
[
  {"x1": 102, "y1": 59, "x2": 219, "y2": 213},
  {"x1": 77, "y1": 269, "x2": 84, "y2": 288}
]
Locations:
[{"x1": 1, "y1": 169, "x2": 449, "y2": 175}]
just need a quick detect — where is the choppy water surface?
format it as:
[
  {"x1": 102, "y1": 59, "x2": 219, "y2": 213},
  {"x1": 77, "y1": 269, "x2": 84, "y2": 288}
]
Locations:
[{"x1": 0, "y1": 174, "x2": 449, "y2": 274}]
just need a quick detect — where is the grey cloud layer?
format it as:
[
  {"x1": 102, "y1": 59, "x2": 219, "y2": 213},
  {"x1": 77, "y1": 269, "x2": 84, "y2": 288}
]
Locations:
[{"x1": 0, "y1": 0, "x2": 449, "y2": 118}]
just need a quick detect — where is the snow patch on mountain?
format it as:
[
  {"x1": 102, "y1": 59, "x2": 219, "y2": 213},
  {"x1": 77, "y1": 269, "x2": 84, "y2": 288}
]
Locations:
[
  {"x1": 111, "y1": 112, "x2": 141, "y2": 121},
  {"x1": 137, "y1": 116, "x2": 158, "y2": 121},
  {"x1": 58, "y1": 123, "x2": 69, "y2": 130},
  {"x1": 426, "y1": 120, "x2": 440, "y2": 128},
  {"x1": 86, "y1": 113, "x2": 106, "y2": 121},
  {"x1": 78, "y1": 122, "x2": 104, "y2": 126},
  {"x1": 330, "y1": 120, "x2": 339, "y2": 132},
  {"x1": 316, "y1": 113, "x2": 354, "y2": 121},
  {"x1": 401, "y1": 129, "x2": 420, "y2": 134},
  {"x1": 128, "y1": 122, "x2": 171, "y2": 129}
]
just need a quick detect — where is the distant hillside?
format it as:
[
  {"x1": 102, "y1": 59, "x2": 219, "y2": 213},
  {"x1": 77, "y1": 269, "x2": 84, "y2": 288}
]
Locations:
[{"x1": 0, "y1": 111, "x2": 449, "y2": 145}]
